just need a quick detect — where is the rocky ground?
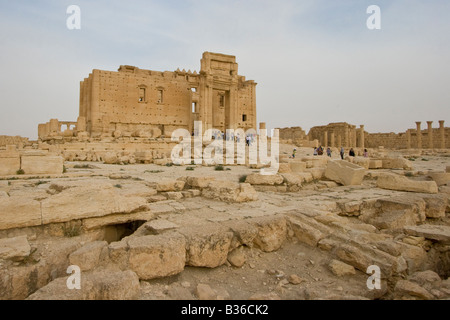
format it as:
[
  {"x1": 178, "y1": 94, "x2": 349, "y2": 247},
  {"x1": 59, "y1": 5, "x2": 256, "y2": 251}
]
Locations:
[{"x1": 1, "y1": 146, "x2": 449, "y2": 300}]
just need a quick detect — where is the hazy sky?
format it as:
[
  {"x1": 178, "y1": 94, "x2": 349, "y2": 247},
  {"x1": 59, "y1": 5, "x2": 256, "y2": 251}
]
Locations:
[{"x1": 0, "y1": 0, "x2": 449, "y2": 139}]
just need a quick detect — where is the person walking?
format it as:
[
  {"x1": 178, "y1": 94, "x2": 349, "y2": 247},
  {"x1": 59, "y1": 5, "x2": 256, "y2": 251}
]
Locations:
[{"x1": 340, "y1": 147, "x2": 344, "y2": 160}]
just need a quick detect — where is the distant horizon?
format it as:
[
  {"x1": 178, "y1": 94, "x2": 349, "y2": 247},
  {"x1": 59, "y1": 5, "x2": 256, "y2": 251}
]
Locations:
[{"x1": 1, "y1": 1, "x2": 449, "y2": 140}]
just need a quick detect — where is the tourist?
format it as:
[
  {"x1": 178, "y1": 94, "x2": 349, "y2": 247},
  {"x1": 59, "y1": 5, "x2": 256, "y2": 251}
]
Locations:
[
  {"x1": 326, "y1": 147, "x2": 331, "y2": 157},
  {"x1": 340, "y1": 147, "x2": 344, "y2": 160},
  {"x1": 313, "y1": 147, "x2": 318, "y2": 156},
  {"x1": 364, "y1": 149, "x2": 368, "y2": 157},
  {"x1": 349, "y1": 148, "x2": 355, "y2": 157},
  {"x1": 292, "y1": 148, "x2": 297, "y2": 158}
]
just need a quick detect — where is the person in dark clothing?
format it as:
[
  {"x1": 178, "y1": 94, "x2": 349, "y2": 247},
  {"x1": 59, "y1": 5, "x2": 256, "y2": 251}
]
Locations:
[{"x1": 349, "y1": 148, "x2": 355, "y2": 157}]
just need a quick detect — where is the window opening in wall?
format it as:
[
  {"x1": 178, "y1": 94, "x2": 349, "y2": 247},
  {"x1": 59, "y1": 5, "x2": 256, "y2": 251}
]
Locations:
[
  {"x1": 138, "y1": 87, "x2": 146, "y2": 102},
  {"x1": 242, "y1": 114, "x2": 247, "y2": 122},
  {"x1": 191, "y1": 87, "x2": 197, "y2": 92},
  {"x1": 219, "y1": 94, "x2": 225, "y2": 107},
  {"x1": 157, "y1": 89, "x2": 163, "y2": 103}
]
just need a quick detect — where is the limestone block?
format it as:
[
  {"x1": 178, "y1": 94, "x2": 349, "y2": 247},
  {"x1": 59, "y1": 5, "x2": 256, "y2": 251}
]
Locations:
[
  {"x1": 394, "y1": 280, "x2": 434, "y2": 300},
  {"x1": 281, "y1": 174, "x2": 303, "y2": 187},
  {"x1": 353, "y1": 157, "x2": 370, "y2": 169},
  {"x1": 251, "y1": 216, "x2": 287, "y2": 252},
  {"x1": 0, "y1": 197, "x2": 42, "y2": 230},
  {"x1": 376, "y1": 173, "x2": 438, "y2": 194},
  {"x1": 277, "y1": 163, "x2": 291, "y2": 173},
  {"x1": 328, "y1": 259, "x2": 356, "y2": 277},
  {"x1": 20, "y1": 155, "x2": 64, "y2": 175},
  {"x1": 41, "y1": 183, "x2": 148, "y2": 224},
  {"x1": 27, "y1": 270, "x2": 140, "y2": 300},
  {"x1": 447, "y1": 166, "x2": 450, "y2": 173},
  {"x1": 102, "y1": 152, "x2": 118, "y2": 164},
  {"x1": 202, "y1": 180, "x2": 258, "y2": 203},
  {"x1": 164, "y1": 191, "x2": 183, "y2": 200},
  {"x1": 370, "y1": 210, "x2": 418, "y2": 230},
  {"x1": 0, "y1": 157, "x2": 20, "y2": 175},
  {"x1": 134, "y1": 151, "x2": 153, "y2": 163},
  {"x1": 144, "y1": 219, "x2": 179, "y2": 234},
  {"x1": 296, "y1": 172, "x2": 314, "y2": 183},
  {"x1": 421, "y1": 194, "x2": 447, "y2": 218},
  {"x1": 245, "y1": 173, "x2": 284, "y2": 185},
  {"x1": 324, "y1": 160, "x2": 366, "y2": 186},
  {"x1": 381, "y1": 158, "x2": 413, "y2": 170},
  {"x1": 180, "y1": 225, "x2": 233, "y2": 268},
  {"x1": 227, "y1": 247, "x2": 246, "y2": 268},
  {"x1": 403, "y1": 225, "x2": 450, "y2": 243},
  {"x1": 369, "y1": 159, "x2": 383, "y2": 169},
  {"x1": 289, "y1": 161, "x2": 306, "y2": 173},
  {"x1": 307, "y1": 167, "x2": 326, "y2": 180},
  {"x1": 127, "y1": 233, "x2": 186, "y2": 280},
  {"x1": 0, "y1": 235, "x2": 31, "y2": 261},
  {"x1": 186, "y1": 176, "x2": 215, "y2": 188},
  {"x1": 288, "y1": 217, "x2": 324, "y2": 247},
  {"x1": 69, "y1": 241, "x2": 108, "y2": 271},
  {"x1": 156, "y1": 180, "x2": 185, "y2": 192},
  {"x1": 428, "y1": 172, "x2": 450, "y2": 186}
]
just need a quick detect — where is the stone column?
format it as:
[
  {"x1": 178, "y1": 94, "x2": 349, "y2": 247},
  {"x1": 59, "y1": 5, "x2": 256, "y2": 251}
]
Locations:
[
  {"x1": 352, "y1": 127, "x2": 357, "y2": 147},
  {"x1": 344, "y1": 128, "x2": 349, "y2": 147},
  {"x1": 416, "y1": 122, "x2": 422, "y2": 149},
  {"x1": 330, "y1": 132, "x2": 335, "y2": 148},
  {"x1": 427, "y1": 121, "x2": 433, "y2": 149},
  {"x1": 323, "y1": 131, "x2": 328, "y2": 147},
  {"x1": 406, "y1": 129, "x2": 411, "y2": 149},
  {"x1": 439, "y1": 120, "x2": 445, "y2": 149},
  {"x1": 359, "y1": 125, "x2": 365, "y2": 149},
  {"x1": 337, "y1": 135, "x2": 342, "y2": 148}
]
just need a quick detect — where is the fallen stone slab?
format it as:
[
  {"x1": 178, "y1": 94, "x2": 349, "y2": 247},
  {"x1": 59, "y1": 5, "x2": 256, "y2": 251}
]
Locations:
[
  {"x1": 144, "y1": 219, "x2": 179, "y2": 234},
  {"x1": 376, "y1": 173, "x2": 438, "y2": 194},
  {"x1": 69, "y1": 241, "x2": 108, "y2": 272},
  {"x1": 26, "y1": 269, "x2": 140, "y2": 300},
  {"x1": 403, "y1": 225, "x2": 450, "y2": 243},
  {"x1": 202, "y1": 180, "x2": 258, "y2": 203},
  {"x1": 245, "y1": 173, "x2": 284, "y2": 185},
  {"x1": 394, "y1": 280, "x2": 434, "y2": 300},
  {"x1": 369, "y1": 159, "x2": 383, "y2": 169},
  {"x1": 0, "y1": 235, "x2": 31, "y2": 261},
  {"x1": 156, "y1": 180, "x2": 185, "y2": 192},
  {"x1": 324, "y1": 160, "x2": 366, "y2": 186},
  {"x1": 381, "y1": 158, "x2": 413, "y2": 170},
  {"x1": 328, "y1": 259, "x2": 356, "y2": 277}
]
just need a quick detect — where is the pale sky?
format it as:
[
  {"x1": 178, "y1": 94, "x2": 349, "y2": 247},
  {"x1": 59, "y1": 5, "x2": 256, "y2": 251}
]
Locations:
[{"x1": 0, "y1": 0, "x2": 449, "y2": 139}]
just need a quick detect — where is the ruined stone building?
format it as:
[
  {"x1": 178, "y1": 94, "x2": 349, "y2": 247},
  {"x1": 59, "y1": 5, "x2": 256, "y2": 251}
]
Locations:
[
  {"x1": 38, "y1": 52, "x2": 257, "y2": 140},
  {"x1": 279, "y1": 121, "x2": 449, "y2": 150}
]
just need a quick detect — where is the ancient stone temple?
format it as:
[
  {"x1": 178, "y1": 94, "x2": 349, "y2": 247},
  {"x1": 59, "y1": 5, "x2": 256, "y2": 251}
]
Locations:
[{"x1": 38, "y1": 52, "x2": 257, "y2": 140}]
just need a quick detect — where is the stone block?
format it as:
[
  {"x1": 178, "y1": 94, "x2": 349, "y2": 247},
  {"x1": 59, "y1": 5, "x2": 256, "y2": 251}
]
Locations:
[
  {"x1": 0, "y1": 197, "x2": 42, "y2": 230},
  {"x1": 202, "y1": 180, "x2": 258, "y2": 203},
  {"x1": 428, "y1": 172, "x2": 450, "y2": 186},
  {"x1": 376, "y1": 173, "x2": 438, "y2": 194},
  {"x1": 69, "y1": 241, "x2": 108, "y2": 271},
  {"x1": 21, "y1": 155, "x2": 64, "y2": 175},
  {"x1": 329, "y1": 259, "x2": 356, "y2": 277},
  {"x1": 353, "y1": 157, "x2": 370, "y2": 169},
  {"x1": 369, "y1": 159, "x2": 383, "y2": 169},
  {"x1": 186, "y1": 176, "x2": 215, "y2": 188},
  {"x1": 245, "y1": 173, "x2": 284, "y2": 185},
  {"x1": 156, "y1": 180, "x2": 185, "y2": 192},
  {"x1": 289, "y1": 161, "x2": 306, "y2": 173},
  {"x1": 0, "y1": 157, "x2": 20, "y2": 175},
  {"x1": 324, "y1": 160, "x2": 366, "y2": 186},
  {"x1": 251, "y1": 215, "x2": 287, "y2": 252},
  {"x1": 0, "y1": 235, "x2": 31, "y2": 261},
  {"x1": 128, "y1": 233, "x2": 186, "y2": 280},
  {"x1": 403, "y1": 225, "x2": 450, "y2": 243},
  {"x1": 381, "y1": 158, "x2": 413, "y2": 170}
]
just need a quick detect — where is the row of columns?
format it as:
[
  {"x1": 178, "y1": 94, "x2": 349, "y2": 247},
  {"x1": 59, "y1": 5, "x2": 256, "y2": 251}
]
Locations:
[
  {"x1": 322, "y1": 125, "x2": 365, "y2": 148},
  {"x1": 414, "y1": 120, "x2": 445, "y2": 149}
]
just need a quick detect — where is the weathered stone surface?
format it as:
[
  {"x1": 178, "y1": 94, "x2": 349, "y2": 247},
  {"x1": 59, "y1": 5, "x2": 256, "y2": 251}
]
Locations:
[
  {"x1": 21, "y1": 155, "x2": 64, "y2": 175},
  {"x1": 370, "y1": 210, "x2": 418, "y2": 230},
  {"x1": 41, "y1": 183, "x2": 148, "y2": 224},
  {"x1": 224, "y1": 220, "x2": 258, "y2": 249},
  {"x1": 165, "y1": 191, "x2": 183, "y2": 200},
  {"x1": 103, "y1": 152, "x2": 118, "y2": 164},
  {"x1": 289, "y1": 161, "x2": 306, "y2": 173},
  {"x1": 82, "y1": 211, "x2": 154, "y2": 230},
  {"x1": 324, "y1": 160, "x2": 366, "y2": 186},
  {"x1": 0, "y1": 197, "x2": 42, "y2": 230},
  {"x1": 288, "y1": 274, "x2": 304, "y2": 285},
  {"x1": 408, "y1": 270, "x2": 441, "y2": 290},
  {"x1": 186, "y1": 176, "x2": 215, "y2": 188},
  {"x1": 252, "y1": 216, "x2": 287, "y2": 252},
  {"x1": 156, "y1": 180, "x2": 185, "y2": 192},
  {"x1": 0, "y1": 157, "x2": 20, "y2": 175},
  {"x1": 308, "y1": 167, "x2": 326, "y2": 180},
  {"x1": 196, "y1": 283, "x2": 217, "y2": 300},
  {"x1": 69, "y1": 241, "x2": 108, "y2": 271},
  {"x1": 353, "y1": 157, "x2": 370, "y2": 169},
  {"x1": 144, "y1": 219, "x2": 179, "y2": 234},
  {"x1": 428, "y1": 172, "x2": 450, "y2": 186},
  {"x1": 369, "y1": 159, "x2": 383, "y2": 169},
  {"x1": 127, "y1": 233, "x2": 186, "y2": 280},
  {"x1": 180, "y1": 225, "x2": 233, "y2": 268},
  {"x1": 249, "y1": 292, "x2": 281, "y2": 300},
  {"x1": 328, "y1": 259, "x2": 356, "y2": 277},
  {"x1": 245, "y1": 173, "x2": 284, "y2": 185},
  {"x1": 281, "y1": 173, "x2": 303, "y2": 187},
  {"x1": 377, "y1": 173, "x2": 438, "y2": 194},
  {"x1": 278, "y1": 163, "x2": 291, "y2": 173},
  {"x1": 382, "y1": 158, "x2": 413, "y2": 170},
  {"x1": 202, "y1": 180, "x2": 258, "y2": 203},
  {"x1": 404, "y1": 225, "x2": 450, "y2": 243},
  {"x1": 0, "y1": 235, "x2": 31, "y2": 261},
  {"x1": 227, "y1": 247, "x2": 246, "y2": 267},
  {"x1": 288, "y1": 217, "x2": 324, "y2": 247},
  {"x1": 27, "y1": 269, "x2": 140, "y2": 300},
  {"x1": 394, "y1": 280, "x2": 434, "y2": 300},
  {"x1": 421, "y1": 194, "x2": 447, "y2": 218}
]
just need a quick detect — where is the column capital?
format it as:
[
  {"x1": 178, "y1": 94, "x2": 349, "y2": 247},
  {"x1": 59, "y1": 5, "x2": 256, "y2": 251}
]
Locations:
[
  {"x1": 415, "y1": 121, "x2": 422, "y2": 126},
  {"x1": 427, "y1": 121, "x2": 433, "y2": 126}
]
